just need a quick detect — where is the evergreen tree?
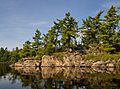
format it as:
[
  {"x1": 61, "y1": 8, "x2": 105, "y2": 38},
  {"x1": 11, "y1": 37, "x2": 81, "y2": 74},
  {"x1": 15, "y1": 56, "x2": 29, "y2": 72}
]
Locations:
[
  {"x1": 42, "y1": 28, "x2": 57, "y2": 55},
  {"x1": 53, "y1": 12, "x2": 79, "y2": 50},
  {"x1": 82, "y1": 6, "x2": 120, "y2": 53},
  {"x1": 60, "y1": 12, "x2": 78, "y2": 49},
  {"x1": 0, "y1": 47, "x2": 5, "y2": 61},
  {"x1": 82, "y1": 11, "x2": 103, "y2": 47},
  {"x1": 100, "y1": 6, "x2": 120, "y2": 53},
  {"x1": 20, "y1": 41, "x2": 35, "y2": 58},
  {"x1": 10, "y1": 47, "x2": 21, "y2": 62},
  {"x1": 0, "y1": 47, "x2": 11, "y2": 62},
  {"x1": 32, "y1": 29, "x2": 43, "y2": 51}
]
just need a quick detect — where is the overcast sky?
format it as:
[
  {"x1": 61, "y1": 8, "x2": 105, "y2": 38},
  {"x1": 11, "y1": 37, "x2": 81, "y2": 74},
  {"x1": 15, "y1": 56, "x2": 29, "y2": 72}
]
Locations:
[{"x1": 0, "y1": 0, "x2": 120, "y2": 50}]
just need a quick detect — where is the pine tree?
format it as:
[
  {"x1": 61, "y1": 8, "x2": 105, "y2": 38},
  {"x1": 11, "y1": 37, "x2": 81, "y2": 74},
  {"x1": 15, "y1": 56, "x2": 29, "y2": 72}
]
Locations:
[
  {"x1": 82, "y1": 11, "x2": 103, "y2": 47},
  {"x1": 100, "y1": 6, "x2": 120, "y2": 53},
  {"x1": 53, "y1": 12, "x2": 79, "y2": 50},
  {"x1": 20, "y1": 41, "x2": 35, "y2": 57},
  {"x1": 32, "y1": 29, "x2": 43, "y2": 51},
  {"x1": 82, "y1": 6, "x2": 120, "y2": 53},
  {"x1": 42, "y1": 27, "x2": 58, "y2": 55},
  {"x1": 10, "y1": 47, "x2": 21, "y2": 62}
]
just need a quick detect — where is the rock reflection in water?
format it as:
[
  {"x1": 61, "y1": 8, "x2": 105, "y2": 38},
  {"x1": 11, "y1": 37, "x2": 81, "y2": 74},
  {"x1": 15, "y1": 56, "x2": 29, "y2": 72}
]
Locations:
[
  {"x1": 13, "y1": 67, "x2": 119, "y2": 77},
  {"x1": 10, "y1": 67, "x2": 120, "y2": 89},
  {"x1": 41, "y1": 67, "x2": 94, "y2": 79}
]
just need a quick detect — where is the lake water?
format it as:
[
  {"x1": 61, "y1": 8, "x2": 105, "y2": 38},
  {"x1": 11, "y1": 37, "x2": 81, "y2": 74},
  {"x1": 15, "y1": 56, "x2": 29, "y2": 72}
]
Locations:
[{"x1": 0, "y1": 64, "x2": 120, "y2": 89}]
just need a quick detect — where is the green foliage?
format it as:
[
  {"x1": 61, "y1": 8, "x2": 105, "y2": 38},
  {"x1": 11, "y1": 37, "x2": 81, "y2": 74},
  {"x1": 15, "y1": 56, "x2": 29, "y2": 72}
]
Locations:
[
  {"x1": 82, "y1": 11, "x2": 103, "y2": 47},
  {"x1": 57, "y1": 12, "x2": 79, "y2": 50},
  {"x1": 0, "y1": 47, "x2": 11, "y2": 62},
  {"x1": 35, "y1": 47, "x2": 45, "y2": 59},
  {"x1": 42, "y1": 12, "x2": 79, "y2": 54},
  {"x1": 53, "y1": 52, "x2": 65, "y2": 60},
  {"x1": 42, "y1": 27, "x2": 58, "y2": 55},
  {"x1": 32, "y1": 29, "x2": 43, "y2": 51},
  {"x1": 82, "y1": 6, "x2": 120, "y2": 53},
  {"x1": 10, "y1": 47, "x2": 21, "y2": 62},
  {"x1": 20, "y1": 41, "x2": 36, "y2": 58},
  {"x1": 84, "y1": 53, "x2": 120, "y2": 61}
]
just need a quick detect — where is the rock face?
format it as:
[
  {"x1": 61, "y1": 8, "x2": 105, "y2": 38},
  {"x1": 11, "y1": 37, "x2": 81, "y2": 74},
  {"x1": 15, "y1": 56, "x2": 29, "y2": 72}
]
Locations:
[
  {"x1": 41, "y1": 53, "x2": 118, "y2": 68},
  {"x1": 10, "y1": 53, "x2": 120, "y2": 68},
  {"x1": 41, "y1": 54, "x2": 82, "y2": 67},
  {"x1": 41, "y1": 55, "x2": 63, "y2": 66},
  {"x1": 10, "y1": 58, "x2": 41, "y2": 67},
  {"x1": 41, "y1": 55, "x2": 83, "y2": 67}
]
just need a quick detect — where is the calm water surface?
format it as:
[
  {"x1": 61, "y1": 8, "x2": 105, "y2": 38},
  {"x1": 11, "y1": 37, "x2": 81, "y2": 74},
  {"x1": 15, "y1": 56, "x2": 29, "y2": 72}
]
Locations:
[{"x1": 0, "y1": 64, "x2": 120, "y2": 89}]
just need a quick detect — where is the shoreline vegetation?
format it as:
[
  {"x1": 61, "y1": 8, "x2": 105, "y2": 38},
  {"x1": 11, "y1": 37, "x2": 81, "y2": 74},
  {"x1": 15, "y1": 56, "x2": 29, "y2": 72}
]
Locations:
[{"x1": 0, "y1": 6, "x2": 120, "y2": 68}]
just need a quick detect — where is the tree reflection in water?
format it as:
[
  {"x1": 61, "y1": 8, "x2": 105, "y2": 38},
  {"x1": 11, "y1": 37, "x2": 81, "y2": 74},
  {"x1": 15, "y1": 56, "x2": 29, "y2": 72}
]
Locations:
[{"x1": 1, "y1": 64, "x2": 120, "y2": 89}]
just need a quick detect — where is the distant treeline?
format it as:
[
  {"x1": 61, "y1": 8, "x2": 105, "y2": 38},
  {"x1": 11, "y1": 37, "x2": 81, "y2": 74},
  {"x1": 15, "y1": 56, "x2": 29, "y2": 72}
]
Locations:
[{"x1": 0, "y1": 6, "x2": 120, "y2": 62}]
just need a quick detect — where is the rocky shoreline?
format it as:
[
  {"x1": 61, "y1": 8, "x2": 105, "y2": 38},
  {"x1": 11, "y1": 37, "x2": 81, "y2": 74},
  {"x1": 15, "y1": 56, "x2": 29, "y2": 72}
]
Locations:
[
  {"x1": 10, "y1": 53, "x2": 120, "y2": 68},
  {"x1": 10, "y1": 58, "x2": 41, "y2": 67},
  {"x1": 41, "y1": 55, "x2": 119, "y2": 68}
]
